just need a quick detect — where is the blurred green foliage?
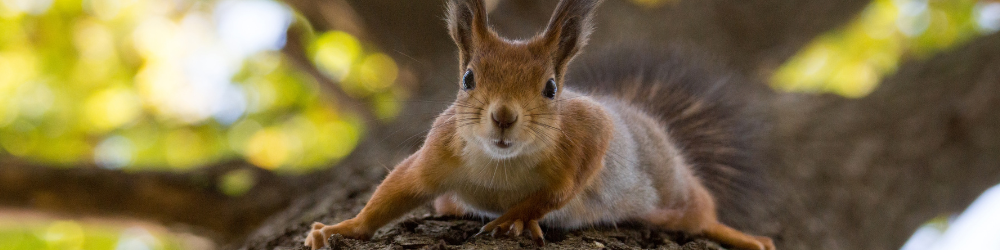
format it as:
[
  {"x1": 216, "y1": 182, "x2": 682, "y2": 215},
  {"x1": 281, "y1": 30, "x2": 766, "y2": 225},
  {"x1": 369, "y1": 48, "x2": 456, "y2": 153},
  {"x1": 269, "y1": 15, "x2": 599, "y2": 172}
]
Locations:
[
  {"x1": 0, "y1": 219, "x2": 189, "y2": 250},
  {"x1": 0, "y1": 0, "x2": 408, "y2": 246},
  {"x1": 773, "y1": 0, "x2": 999, "y2": 98},
  {"x1": 0, "y1": 0, "x2": 413, "y2": 174}
]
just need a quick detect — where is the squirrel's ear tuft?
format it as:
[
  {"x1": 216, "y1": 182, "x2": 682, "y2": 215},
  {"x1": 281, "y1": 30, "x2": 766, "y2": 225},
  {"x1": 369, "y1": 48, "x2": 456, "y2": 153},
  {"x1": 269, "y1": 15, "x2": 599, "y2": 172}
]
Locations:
[
  {"x1": 541, "y1": 0, "x2": 601, "y2": 78},
  {"x1": 447, "y1": 0, "x2": 491, "y2": 69}
]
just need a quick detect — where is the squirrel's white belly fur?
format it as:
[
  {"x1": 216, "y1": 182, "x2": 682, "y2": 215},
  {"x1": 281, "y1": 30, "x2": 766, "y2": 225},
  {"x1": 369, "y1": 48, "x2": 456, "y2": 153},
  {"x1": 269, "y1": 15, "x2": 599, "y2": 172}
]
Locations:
[{"x1": 446, "y1": 93, "x2": 693, "y2": 229}]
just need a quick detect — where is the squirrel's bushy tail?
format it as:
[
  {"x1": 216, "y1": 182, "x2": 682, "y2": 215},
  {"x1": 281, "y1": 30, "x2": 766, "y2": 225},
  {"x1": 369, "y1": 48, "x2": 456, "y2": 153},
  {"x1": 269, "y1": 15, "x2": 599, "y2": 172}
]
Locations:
[{"x1": 567, "y1": 46, "x2": 772, "y2": 229}]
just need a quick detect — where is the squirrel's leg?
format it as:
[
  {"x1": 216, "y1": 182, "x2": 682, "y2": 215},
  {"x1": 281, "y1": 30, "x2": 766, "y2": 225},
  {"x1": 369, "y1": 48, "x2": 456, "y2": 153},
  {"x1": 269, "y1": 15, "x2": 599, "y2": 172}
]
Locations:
[
  {"x1": 433, "y1": 192, "x2": 466, "y2": 216},
  {"x1": 645, "y1": 209, "x2": 775, "y2": 250},
  {"x1": 304, "y1": 156, "x2": 437, "y2": 250},
  {"x1": 703, "y1": 222, "x2": 776, "y2": 250},
  {"x1": 478, "y1": 182, "x2": 579, "y2": 246},
  {"x1": 645, "y1": 184, "x2": 775, "y2": 250}
]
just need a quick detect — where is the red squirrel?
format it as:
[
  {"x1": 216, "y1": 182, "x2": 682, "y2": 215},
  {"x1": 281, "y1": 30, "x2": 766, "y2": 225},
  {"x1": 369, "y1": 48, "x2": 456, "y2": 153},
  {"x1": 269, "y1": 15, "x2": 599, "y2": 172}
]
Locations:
[{"x1": 305, "y1": 0, "x2": 775, "y2": 249}]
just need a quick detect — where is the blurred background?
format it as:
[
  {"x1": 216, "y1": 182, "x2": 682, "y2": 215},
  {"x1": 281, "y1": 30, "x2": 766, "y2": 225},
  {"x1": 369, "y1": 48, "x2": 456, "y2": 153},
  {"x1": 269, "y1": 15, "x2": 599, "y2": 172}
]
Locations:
[{"x1": 0, "y1": 0, "x2": 998, "y2": 249}]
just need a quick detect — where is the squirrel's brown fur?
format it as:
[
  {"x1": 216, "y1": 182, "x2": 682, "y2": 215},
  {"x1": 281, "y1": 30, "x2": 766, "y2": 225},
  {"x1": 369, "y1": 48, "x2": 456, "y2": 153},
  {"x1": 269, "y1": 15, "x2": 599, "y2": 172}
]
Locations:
[
  {"x1": 568, "y1": 46, "x2": 772, "y2": 229},
  {"x1": 305, "y1": 0, "x2": 775, "y2": 249}
]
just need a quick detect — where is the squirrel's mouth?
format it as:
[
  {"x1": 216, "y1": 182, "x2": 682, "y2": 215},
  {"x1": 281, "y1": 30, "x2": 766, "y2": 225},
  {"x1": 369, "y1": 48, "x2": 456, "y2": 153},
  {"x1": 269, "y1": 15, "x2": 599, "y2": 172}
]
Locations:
[
  {"x1": 493, "y1": 139, "x2": 512, "y2": 149},
  {"x1": 477, "y1": 136, "x2": 521, "y2": 159}
]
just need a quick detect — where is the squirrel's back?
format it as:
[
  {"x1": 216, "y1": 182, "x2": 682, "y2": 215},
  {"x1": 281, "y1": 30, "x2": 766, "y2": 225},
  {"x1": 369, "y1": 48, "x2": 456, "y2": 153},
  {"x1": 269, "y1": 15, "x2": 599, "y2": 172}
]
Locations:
[{"x1": 567, "y1": 46, "x2": 771, "y2": 229}]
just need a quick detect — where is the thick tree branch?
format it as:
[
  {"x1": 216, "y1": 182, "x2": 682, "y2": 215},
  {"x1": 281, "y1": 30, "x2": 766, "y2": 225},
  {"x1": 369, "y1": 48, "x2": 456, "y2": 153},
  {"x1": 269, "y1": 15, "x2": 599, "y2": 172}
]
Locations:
[
  {"x1": 485, "y1": 0, "x2": 872, "y2": 76},
  {"x1": 767, "y1": 32, "x2": 1000, "y2": 249},
  {"x1": 0, "y1": 158, "x2": 311, "y2": 242}
]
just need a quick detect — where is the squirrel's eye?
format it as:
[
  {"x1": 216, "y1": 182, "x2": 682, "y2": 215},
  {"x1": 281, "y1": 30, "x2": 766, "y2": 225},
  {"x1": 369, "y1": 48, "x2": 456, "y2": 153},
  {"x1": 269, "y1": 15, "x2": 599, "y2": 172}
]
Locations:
[
  {"x1": 543, "y1": 78, "x2": 557, "y2": 99},
  {"x1": 462, "y1": 70, "x2": 475, "y2": 90}
]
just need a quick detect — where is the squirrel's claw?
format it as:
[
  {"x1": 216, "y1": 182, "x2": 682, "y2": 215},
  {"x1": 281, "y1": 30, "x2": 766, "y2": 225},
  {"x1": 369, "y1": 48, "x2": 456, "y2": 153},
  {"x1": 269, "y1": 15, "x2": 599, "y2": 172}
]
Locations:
[
  {"x1": 478, "y1": 219, "x2": 500, "y2": 236},
  {"x1": 526, "y1": 220, "x2": 545, "y2": 247},
  {"x1": 304, "y1": 228, "x2": 327, "y2": 250},
  {"x1": 302, "y1": 220, "x2": 372, "y2": 250},
  {"x1": 509, "y1": 220, "x2": 524, "y2": 236},
  {"x1": 303, "y1": 222, "x2": 326, "y2": 247},
  {"x1": 474, "y1": 227, "x2": 488, "y2": 237},
  {"x1": 754, "y1": 236, "x2": 776, "y2": 250},
  {"x1": 478, "y1": 218, "x2": 545, "y2": 246}
]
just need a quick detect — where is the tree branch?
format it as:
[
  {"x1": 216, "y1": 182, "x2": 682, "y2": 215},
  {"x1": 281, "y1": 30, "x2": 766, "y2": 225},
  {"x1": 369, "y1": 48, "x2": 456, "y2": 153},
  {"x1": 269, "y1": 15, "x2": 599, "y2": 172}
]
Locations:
[
  {"x1": 484, "y1": 0, "x2": 872, "y2": 76},
  {"x1": 0, "y1": 158, "x2": 310, "y2": 242},
  {"x1": 767, "y1": 32, "x2": 1000, "y2": 249}
]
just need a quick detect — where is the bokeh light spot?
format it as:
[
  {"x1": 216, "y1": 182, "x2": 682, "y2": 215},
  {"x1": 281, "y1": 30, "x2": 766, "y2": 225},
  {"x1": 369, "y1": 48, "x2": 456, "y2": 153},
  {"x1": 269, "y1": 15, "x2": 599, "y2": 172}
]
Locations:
[
  {"x1": 1, "y1": 0, "x2": 53, "y2": 15},
  {"x1": 897, "y1": 5, "x2": 931, "y2": 37},
  {"x1": 85, "y1": 0, "x2": 129, "y2": 20},
  {"x1": 976, "y1": 2, "x2": 1000, "y2": 33},
  {"x1": 219, "y1": 169, "x2": 256, "y2": 196},
  {"x1": 16, "y1": 83, "x2": 54, "y2": 120},
  {"x1": 372, "y1": 92, "x2": 401, "y2": 121},
  {"x1": 215, "y1": 0, "x2": 293, "y2": 57},
  {"x1": 227, "y1": 119, "x2": 262, "y2": 153},
  {"x1": 1, "y1": 121, "x2": 38, "y2": 156},
  {"x1": 44, "y1": 220, "x2": 84, "y2": 250},
  {"x1": 114, "y1": 227, "x2": 162, "y2": 250},
  {"x1": 312, "y1": 31, "x2": 361, "y2": 81},
  {"x1": 94, "y1": 135, "x2": 134, "y2": 169},
  {"x1": 73, "y1": 19, "x2": 116, "y2": 62},
  {"x1": 245, "y1": 127, "x2": 288, "y2": 169},
  {"x1": 323, "y1": 120, "x2": 359, "y2": 160},
  {"x1": 164, "y1": 129, "x2": 209, "y2": 169},
  {"x1": 830, "y1": 64, "x2": 878, "y2": 98},
  {"x1": 84, "y1": 87, "x2": 142, "y2": 132},
  {"x1": 357, "y1": 53, "x2": 398, "y2": 93},
  {"x1": 211, "y1": 84, "x2": 247, "y2": 125}
]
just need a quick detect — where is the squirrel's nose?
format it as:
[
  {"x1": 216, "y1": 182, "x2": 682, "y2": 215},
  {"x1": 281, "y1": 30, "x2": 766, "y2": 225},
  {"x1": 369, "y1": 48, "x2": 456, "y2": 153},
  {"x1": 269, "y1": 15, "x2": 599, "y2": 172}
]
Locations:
[{"x1": 491, "y1": 106, "x2": 518, "y2": 129}]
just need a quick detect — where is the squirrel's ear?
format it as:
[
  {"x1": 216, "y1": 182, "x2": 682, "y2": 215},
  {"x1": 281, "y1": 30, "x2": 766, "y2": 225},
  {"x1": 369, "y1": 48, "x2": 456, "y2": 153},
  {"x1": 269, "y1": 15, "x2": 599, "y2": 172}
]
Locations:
[
  {"x1": 540, "y1": 0, "x2": 600, "y2": 78},
  {"x1": 447, "y1": 0, "x2": 490, "y2": 69}
]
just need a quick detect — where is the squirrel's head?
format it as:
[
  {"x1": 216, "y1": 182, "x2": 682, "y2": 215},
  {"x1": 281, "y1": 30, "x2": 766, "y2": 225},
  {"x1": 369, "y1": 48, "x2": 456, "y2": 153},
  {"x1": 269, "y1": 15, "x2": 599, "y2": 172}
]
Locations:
[{"x1": 446, "y1": 0, "x2": 599, "y2": 159}]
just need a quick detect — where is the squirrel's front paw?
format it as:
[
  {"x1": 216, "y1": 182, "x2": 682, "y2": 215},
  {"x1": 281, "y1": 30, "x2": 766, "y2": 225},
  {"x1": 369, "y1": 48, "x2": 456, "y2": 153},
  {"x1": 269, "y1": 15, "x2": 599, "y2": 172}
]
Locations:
[
  {"x1": 754, "y1": 236, "x2": 776, "y2": 250},
  {"x1": 303, "y1": 221, "x2": 370, "y2": 250},
  {"x1": 477, "y1": 217, "x2": 545, "y2": 246}
]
